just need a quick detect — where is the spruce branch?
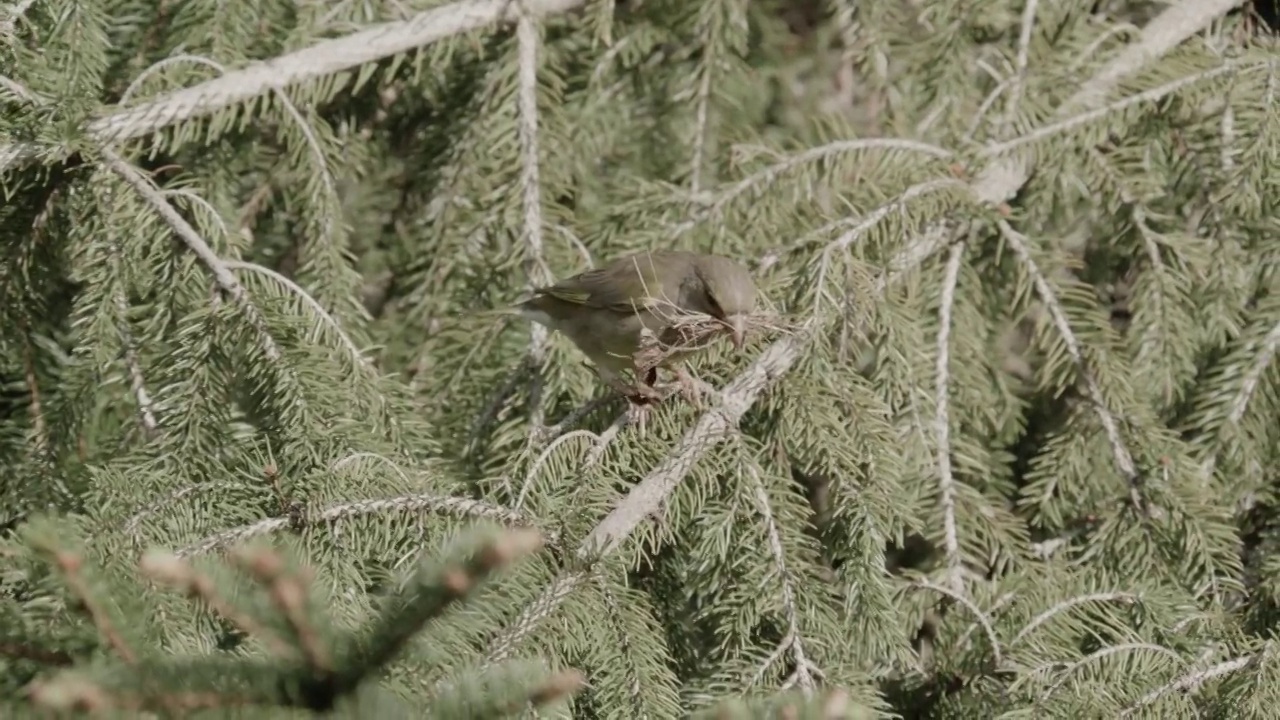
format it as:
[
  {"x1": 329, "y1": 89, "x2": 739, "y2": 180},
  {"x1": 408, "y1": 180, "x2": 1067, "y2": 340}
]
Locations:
[
  {"x1": 344, "y1": 529, "x2": 545, "y2": 683},
  {"x1": 994, "y1": 218, "x2": 1145, "y2": 511},
  {"x1": 1201, "y1": 317, "x2": 1280, "y2": 484},
  {"x1": 963, "y1": 0, "x2": 1040, "y2": 140},
  {"x1": 1009, "y1": 0, "x2": 1039, "y2": 116},
  {"x1": 121, "y1": 481, "x2": 258, "y2": 540},
  {"x1": 21, "y1": 528, "x2": 568, "y2": 715},
  {"x1": 138, "y1": 550, "x2": 294, "y2": 659},
  {"x1": 913, "y1": 578, "x2": 1002, "y2": 669},
  {"x1": 19, "y1": 326, "x2": 48, "y2": 459},
  {"x1": 222, "y1": 260, "x2": 370, "y2": 369},
  {"x1": 26, "y1": 677, "x2": 253, "y2": 715},
  {"x1": 683, "y1": 0, "x2": 749, "y2": 193},
  {"x1": 99, "y1": 148, "x2": 287, "y2": 365},
  {"x1": 0, "y1": 0, "x2": 591, "y2": 174},
  {"x1": 176, "y1": 492, "x2": 546, "y2": 557},
  {"x1": 747, "y1": 463, "x2": 822, "y2": 695},
  {"x1": 1119, "y1": 649, "x2": 1260, "y2": 717},
  {"x1": 115, "y1": 295, "x2": 159, "y2": 440},
  {"x1": 465, "y1": 356, "x2": 534, "y2": 457},
  {"x1": 981, "y1": 55, "x2": 1274, "y2": 161},
  {"x1": 233, "y1": 547, "x2": 331, "y2": 673},
  {"x1": 1009, "y1": 591, "x2": 1141, "y2": 646},
  {"x1": 1226, "y1": 317, "x2": 1280, "y2": 425},
  {"x1": 487, "y1": 572, "x2": 586, "y2": 663},
  {"x1": 516, "y1": 429, "x2": 599, "y2": 510},
  {"x1": 49, "y1": 551, "x2": 137, "y2": 666},
  {"x1": 671, "y1": 138, "x2": 954, "y2": 237},
  {"x1": 970, "y1": 0, "x2": 1250, "y2": 206},
  {"x1": 106, "y1": 236, "x2": 160, "y2": 441},
  {"x1": 532, "y1": 393, "x2": 616, "y2": 444},
  {"x1": 1037, "y1": 642, "x2": 1183, "y2": 703},
  {"x1": 595, "y1": 577, "x2": 648, "y2": 714},
  {"x1": 758, "y1": 178, "x2": 969, "y2": 273},
  {"x1": 1187, "y1": 311, "x2": 1280, "y2": 507},
  {"x1": 689, "y1": 41, "x2": 714, "y2": 194}
]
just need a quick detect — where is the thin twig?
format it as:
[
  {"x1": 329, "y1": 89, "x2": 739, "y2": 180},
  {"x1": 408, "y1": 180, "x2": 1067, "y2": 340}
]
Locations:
[{"x1": 747, "y1": 462, "x2": 822, "y2": 695}]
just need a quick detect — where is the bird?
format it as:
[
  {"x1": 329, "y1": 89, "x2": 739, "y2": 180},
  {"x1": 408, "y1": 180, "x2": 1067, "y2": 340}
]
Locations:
[{"x1": 509, "y1": 249, "x2": 758, "y2": 407}]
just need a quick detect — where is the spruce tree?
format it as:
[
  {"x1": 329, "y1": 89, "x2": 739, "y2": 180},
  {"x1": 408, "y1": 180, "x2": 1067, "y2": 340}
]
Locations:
[{"x1": 1, "y1": 0, "x2": 1277, "y2": 716}]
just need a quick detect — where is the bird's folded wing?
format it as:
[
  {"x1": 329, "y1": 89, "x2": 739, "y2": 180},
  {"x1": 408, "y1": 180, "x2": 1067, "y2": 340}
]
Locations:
[{"x1": 536, "y1": 261, "x2": 674, "y2": 315}]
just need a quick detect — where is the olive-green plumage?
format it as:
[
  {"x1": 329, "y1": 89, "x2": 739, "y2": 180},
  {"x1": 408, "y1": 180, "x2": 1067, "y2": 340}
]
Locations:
[{"x1": 513, "y1": 250, "x2": 757, "y2": 401}]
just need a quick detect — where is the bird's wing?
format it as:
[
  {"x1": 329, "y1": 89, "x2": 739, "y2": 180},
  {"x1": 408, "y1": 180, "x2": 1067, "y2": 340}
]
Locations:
[{"x1": 536, "y1": 255, "x2": 677, "y2": 314}]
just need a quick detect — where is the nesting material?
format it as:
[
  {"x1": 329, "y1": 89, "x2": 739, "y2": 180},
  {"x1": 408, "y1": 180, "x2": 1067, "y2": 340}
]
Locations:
[{"x1": 632, "y1": 308, "x2": 795, "y2": 374}]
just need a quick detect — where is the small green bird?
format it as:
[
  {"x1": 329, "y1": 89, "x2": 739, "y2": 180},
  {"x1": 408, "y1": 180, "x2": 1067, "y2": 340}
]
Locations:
[{"x1": 513, "y1": 250, "x2": 758, "y2": 405}]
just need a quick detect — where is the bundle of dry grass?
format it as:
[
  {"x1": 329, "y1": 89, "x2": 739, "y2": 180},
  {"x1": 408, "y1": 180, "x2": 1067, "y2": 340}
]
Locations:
[{"x1": 632, "y1": 308, "x2": 797, "y2": 376}]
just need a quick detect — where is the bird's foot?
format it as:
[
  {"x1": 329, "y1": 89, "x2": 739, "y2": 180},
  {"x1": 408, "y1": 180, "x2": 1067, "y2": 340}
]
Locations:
[
  {"x1": 622, "y1": 372, "x2": 663, "y2": 436},
  {"x1": 625, "y1": 400, "x2": 651, "y2": 435},
  {"x1": 672, "y1": 365, "x2": 704, "y2": 409}
]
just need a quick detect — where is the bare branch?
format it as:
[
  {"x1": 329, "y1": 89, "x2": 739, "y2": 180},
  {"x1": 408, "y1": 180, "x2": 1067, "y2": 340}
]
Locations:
[
  {"x1": 934, "y1": 242, "x2": 966, "y2": 594},
  {"x1": 516, "y1": 8, "x2": 553, "y2": 450}
]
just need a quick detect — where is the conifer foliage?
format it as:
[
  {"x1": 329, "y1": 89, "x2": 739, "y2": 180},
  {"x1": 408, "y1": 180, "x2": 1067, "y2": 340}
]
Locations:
[{"x1": 1, "y1": 0, "x2": 1278, "y2": 716}]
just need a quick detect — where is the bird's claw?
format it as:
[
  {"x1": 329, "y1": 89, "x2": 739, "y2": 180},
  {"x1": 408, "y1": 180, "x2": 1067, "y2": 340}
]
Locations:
[
  {"x1": 625, "y1": 401, "x2": 651, "y2": 435},
  {"x1": 673, "y1": 365, "x2": 704, "y2": 409}
]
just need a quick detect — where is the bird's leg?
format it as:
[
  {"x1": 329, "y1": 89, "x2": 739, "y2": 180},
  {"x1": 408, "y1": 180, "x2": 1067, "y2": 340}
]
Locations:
[
  {"x1": 671, "y1": 363, "x2": 704, "y2": 409},
  {"x1": 589, "y1": 361, "x2": 661, "y2": 405}
]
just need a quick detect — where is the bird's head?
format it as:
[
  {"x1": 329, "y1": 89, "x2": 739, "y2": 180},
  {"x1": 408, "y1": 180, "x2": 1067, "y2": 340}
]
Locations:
[{"x1": 693, "y1": 255, "x2": 757, "y2": 350}]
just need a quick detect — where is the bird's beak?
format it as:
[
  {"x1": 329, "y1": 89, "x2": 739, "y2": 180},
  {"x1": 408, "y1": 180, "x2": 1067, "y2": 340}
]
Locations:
[{"x1": 728, "y1": 316, "x2": 746, "y2": 350}]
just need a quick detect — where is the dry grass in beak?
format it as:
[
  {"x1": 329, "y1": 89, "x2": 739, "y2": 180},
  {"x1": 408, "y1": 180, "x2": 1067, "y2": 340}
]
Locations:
[{"x1": 634, "y1": 309, "x2": 796, "y2": 374}]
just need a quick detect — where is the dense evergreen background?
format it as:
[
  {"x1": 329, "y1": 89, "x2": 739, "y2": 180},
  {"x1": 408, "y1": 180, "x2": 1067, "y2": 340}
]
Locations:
[{"x1": 1, "y1": 0, "x2": 1277, "y2": 716}]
